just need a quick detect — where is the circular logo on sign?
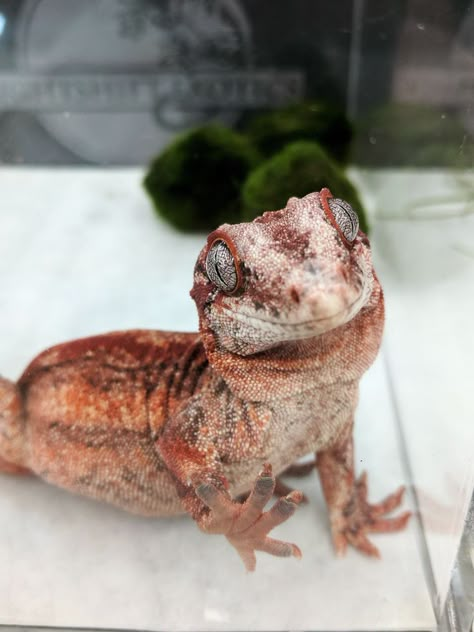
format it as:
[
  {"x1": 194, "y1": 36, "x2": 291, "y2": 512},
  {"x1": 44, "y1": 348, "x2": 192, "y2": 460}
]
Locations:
[{"x1": 16, "y1": 0, "x2": 252, "y2": 163}]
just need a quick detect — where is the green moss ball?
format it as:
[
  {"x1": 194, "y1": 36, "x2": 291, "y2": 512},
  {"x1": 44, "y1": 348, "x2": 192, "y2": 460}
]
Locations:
[
  {"x1": 354, "y1": 103, "x2": 474, "y2": 167},
  {"x1": 241, "y1": 101, "x2": 353, "y2": 165},
  {"x1": 241, "y1": 141, "x2": 369, "y2": 234},
  {"x1": 143, "y1": 124, "x2": 260, "y2": 231}
]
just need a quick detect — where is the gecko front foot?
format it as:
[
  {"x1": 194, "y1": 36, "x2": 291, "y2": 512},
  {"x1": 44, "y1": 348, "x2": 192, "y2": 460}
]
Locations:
[
  {"x1": 196, "y1": 463, "x2": 303, "y2": 571},
  {"x1": 332, "y1": 472, "x2": 411, "y2": 557}
]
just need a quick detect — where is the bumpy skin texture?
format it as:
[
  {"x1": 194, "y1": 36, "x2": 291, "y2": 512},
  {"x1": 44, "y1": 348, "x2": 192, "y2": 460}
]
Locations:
[{"x1": 0, "y1": 189, "x2": 409, "y2": 570}]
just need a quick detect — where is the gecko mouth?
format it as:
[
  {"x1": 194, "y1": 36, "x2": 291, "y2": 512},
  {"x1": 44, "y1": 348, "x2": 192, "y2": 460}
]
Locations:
[{"x1": 219, "y1": 289, "x2": 366, "y2": 338}]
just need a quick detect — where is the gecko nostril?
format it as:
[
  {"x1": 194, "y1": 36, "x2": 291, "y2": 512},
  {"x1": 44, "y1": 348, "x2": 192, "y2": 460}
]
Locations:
[{"x1": 290, "y1": 287, "x2": 300, "y2": 304}]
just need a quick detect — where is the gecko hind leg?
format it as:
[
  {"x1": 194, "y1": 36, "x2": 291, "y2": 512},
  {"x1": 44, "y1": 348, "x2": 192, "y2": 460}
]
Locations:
[
  {"x1": 272, "y1": 458, "x2": 317, "y2": 503},
  {"x1": 274, "y1": 477, "x2": 309, "y2": 504},
  {"x1": 197, "y1": 463, "x2": 303, "y2": 571},
  {"x1": 281, "y1": 459, "x2": 316, "y2": 478}
]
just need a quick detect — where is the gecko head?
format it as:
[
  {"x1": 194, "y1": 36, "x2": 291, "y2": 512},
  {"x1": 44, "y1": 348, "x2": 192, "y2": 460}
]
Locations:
[{"x1": 191, "y1": 189, "x2": 378, "y2": 356}]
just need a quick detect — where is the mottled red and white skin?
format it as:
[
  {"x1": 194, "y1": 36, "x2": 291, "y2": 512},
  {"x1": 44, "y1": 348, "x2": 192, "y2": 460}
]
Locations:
[{"x1": 0, "y1": 189, "x2": 410, "y2": 571}]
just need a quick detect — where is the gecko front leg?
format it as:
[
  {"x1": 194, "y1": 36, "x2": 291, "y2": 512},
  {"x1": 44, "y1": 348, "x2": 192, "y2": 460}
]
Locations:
[
  {"x1": 316, "y1": 424, "x2": 411, "y2": 557},
  {"x1": 157, "y1": 404, "x2": 303, "y2": 571}
]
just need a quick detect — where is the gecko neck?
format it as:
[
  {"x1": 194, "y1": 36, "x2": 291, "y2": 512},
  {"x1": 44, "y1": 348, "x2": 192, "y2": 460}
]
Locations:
[{"x1": 201, "y1": 287, "x2": 384, "y2": 402}]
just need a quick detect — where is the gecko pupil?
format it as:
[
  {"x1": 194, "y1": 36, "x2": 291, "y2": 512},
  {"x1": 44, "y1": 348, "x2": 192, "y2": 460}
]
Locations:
[
  {"x1": 206, "y1": 240, "x2": 238, "y2": 293},
  {"x1": 328, "y1": 198, "x2": 359, "y2": 242}
]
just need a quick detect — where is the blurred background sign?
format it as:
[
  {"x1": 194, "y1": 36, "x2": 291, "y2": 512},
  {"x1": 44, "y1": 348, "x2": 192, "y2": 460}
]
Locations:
[{"x1": 0, "y1": 0, "x2": 472, "y2": 164}]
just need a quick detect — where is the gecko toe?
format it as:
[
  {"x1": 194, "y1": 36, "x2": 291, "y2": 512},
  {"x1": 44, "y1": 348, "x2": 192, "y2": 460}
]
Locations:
[{"x1": 369, "y1": 510, "x2": 412, "y2": 533}]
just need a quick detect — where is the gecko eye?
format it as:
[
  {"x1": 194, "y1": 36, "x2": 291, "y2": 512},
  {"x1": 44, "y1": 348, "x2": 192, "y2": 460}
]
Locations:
[
  {"x1": 327, "y1": 198, "x2": 359, "y2": 242},
  {"x1": 206, "y1": 239, "x2": 238, "y2": 293}
]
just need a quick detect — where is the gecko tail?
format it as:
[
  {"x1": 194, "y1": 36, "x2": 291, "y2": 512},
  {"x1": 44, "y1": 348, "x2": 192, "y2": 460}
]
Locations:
[{"x1": 0, "y1": 377, "x2": 30, "y2": 474}]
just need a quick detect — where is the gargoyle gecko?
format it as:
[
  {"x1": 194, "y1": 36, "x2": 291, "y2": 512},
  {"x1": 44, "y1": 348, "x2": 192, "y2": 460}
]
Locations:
[{"x1": 0, "y1": 189, "x2": 410, "y2": 570}]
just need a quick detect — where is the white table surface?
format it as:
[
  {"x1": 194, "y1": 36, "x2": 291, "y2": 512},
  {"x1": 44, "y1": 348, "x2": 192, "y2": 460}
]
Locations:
[{"x1": 1, "y1": 166, "x2": 470, "y2": 631}]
